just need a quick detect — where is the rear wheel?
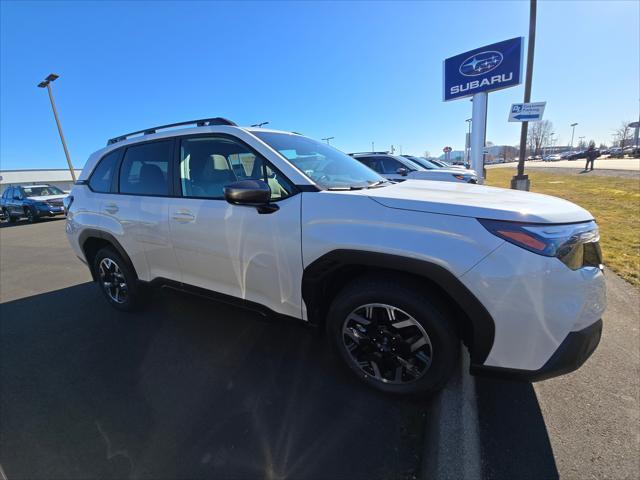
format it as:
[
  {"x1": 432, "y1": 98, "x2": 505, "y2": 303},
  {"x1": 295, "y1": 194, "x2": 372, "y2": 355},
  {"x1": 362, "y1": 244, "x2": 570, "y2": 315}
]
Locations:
[
  {"x1": 327, "y1": 276, "x2": 459, "y2": 396},
  {"x1": 2, "y1": 208, "x2": 13, "y2": 223},
  {"x1": 93, "y1": 247, "x2": 143, "y2": 312}
]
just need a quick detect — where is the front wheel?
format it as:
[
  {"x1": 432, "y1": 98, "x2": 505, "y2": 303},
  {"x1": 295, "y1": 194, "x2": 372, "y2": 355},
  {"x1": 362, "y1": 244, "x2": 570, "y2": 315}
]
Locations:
[
  {"x1": 24, "y1": 207, "x2": 36, "y2": 223},
  {"x1": 326, "y1": 276, "x2": 460, "y2": 396}
]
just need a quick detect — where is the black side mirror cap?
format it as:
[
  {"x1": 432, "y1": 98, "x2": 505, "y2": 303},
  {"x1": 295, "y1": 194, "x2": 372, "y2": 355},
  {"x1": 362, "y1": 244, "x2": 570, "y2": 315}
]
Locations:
[
  {"x1": 223, "y1": 180, "x2": 278, "y2": 214},
  {"x1": 396, "y1": 167, "x2": 408, "y2": 176}
]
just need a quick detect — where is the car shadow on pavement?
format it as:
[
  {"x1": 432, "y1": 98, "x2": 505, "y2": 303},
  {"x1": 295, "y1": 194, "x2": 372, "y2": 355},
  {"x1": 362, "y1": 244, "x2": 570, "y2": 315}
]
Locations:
[
  {"x1": 475, "y1": 377, "x2": 559, "y2": 479},
  {"x1": 0, "y1": 283, "x2": 426, "y2": 480}
]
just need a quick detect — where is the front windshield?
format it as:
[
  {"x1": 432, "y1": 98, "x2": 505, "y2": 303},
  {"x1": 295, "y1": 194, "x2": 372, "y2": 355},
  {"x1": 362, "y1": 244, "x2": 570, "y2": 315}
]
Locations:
[
  {"x1": 254, "y1": 131, "x2": 386, "y2": 189},
  {"x1": 23, "y1": 186, "x2": 65, "y2": 197}
]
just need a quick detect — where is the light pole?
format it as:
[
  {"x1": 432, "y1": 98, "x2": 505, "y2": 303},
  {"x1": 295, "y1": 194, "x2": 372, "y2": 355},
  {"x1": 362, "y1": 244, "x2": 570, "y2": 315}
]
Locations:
[
  {"x1": 569, "y1": 122, "x2": 578, "y2": 150},
  {"x1": 38, "y1": 73, "x2": 76, "y2": 182},
  {"x1": 250, "y1": 121, "x2": 270, "y2": 128},
  {"x1": 465, "y1": 118, "x2": 472, "y2": 167},
  {"x1": 371, "y1": 141, "x2": 375, "y2": 151},
  {"x1": 321, "y1": 136, "x2": 334, "y2": 145},
  {"x1": 578, "y1": 136, "x2": 585, "y2": 149}
]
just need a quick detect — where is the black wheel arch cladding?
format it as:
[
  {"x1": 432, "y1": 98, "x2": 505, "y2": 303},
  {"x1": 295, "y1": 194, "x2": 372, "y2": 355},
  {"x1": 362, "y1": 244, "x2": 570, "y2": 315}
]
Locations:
[{"x1": 302, "y1": 249, "x2": 495, "y2": 365}]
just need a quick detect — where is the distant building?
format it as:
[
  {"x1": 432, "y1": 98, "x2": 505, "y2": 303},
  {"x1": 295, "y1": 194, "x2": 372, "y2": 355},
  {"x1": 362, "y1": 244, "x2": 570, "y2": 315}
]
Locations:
[{"x1": 0, "y1": 169, "x2": 81, "y2": 195}]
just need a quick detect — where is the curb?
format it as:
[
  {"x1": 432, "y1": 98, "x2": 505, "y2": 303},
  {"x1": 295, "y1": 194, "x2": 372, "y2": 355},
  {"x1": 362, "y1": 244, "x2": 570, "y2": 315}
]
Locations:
[{"x1": 420, "y1": 350, "x2": 481, "y2": 479}]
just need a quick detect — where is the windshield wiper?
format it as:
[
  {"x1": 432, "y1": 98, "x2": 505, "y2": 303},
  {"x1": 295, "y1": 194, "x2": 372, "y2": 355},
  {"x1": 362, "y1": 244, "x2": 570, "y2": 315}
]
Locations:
[
  {"x1": 366, "y1": 180, "x2": 392, "y2": 188},
  {"x1": 326, "y1": 185, "x2": 367, "y2": 191}
]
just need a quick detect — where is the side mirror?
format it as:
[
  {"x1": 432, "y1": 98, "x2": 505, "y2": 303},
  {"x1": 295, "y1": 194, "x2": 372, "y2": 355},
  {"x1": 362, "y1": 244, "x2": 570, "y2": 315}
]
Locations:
[
  {"x1": 223, "y1": 180, "x2": 278, "y2": 214},
  {"x1": 396, "y1": 167, "x2": 408, "y2": 176}
]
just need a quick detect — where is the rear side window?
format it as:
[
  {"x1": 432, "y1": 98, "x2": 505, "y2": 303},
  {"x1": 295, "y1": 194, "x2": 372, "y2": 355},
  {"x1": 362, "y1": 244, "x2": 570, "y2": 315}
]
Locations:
[
  {"x1": 119, "y1": 141, "x2": 173, "y2": 196},
  {"x1": 89, "y1": 150, "x2": 120, "y2": 193}
]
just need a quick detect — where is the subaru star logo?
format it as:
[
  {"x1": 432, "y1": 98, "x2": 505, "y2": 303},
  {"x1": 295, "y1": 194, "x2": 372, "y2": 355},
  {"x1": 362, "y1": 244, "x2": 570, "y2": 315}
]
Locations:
[{"x1": 459, "y1": 51, "x2": 503, "y2": 77}]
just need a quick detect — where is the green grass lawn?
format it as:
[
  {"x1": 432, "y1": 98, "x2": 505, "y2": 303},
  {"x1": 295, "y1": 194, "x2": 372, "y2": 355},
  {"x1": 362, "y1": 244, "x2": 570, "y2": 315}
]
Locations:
[{"x1": 485, "y1": 168, "x2": 640, "y2": 287}]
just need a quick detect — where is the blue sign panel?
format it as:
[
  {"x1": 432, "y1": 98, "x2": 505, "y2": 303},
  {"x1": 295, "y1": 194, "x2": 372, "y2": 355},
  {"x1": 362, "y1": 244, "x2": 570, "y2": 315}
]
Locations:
[{"x1": 443, "y1": 37, "x2": 524, "y2": 101}]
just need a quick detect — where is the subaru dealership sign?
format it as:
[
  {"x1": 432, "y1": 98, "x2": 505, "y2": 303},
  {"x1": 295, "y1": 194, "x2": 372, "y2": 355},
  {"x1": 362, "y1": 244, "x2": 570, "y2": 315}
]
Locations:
[{"x1": 443, "y1": 37, "x2": 524, "y2": 101}]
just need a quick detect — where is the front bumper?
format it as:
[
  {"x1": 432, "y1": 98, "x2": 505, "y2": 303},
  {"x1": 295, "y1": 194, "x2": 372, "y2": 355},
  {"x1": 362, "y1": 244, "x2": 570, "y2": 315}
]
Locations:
[
  {"x1": 35, "y1": 206, "x2": 66, "y2": 217},
  {"x1": 471, "y1": 318, "x2": 602, "y2": 382}
]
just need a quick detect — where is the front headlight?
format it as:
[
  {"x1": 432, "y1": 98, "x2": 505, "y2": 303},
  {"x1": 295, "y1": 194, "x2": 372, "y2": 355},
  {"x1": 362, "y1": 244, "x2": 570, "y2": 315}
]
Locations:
[{"x1": 478, "y1": 219, "x2": 602, "y2": 270}]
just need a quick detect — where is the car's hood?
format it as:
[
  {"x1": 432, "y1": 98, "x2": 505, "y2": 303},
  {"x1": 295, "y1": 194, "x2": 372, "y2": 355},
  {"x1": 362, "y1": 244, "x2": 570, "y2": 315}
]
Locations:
[
  {"x1": 26, "y1": 195, "x2": 67, "y2": 202},
  {"x1": 363, "y1": 180, "x2": 593, "y2": 223}
]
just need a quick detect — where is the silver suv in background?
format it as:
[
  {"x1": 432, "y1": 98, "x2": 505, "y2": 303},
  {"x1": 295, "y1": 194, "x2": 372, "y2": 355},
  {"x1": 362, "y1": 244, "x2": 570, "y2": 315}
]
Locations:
[{"x1": 350, "y1": 152, "x2": 477, "y2": 183}]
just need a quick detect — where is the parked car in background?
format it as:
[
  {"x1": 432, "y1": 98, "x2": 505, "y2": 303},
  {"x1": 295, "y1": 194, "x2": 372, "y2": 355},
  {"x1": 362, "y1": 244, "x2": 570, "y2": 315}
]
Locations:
[
  {"x1": 351, "y1": 152, "x2": 478, "y2": 183},
  {"x1": 0, "y1": 184, "x2": 67, "y2": 223},
  {"x1": 65, "y1": 118, "x2": 605, "y2": 396},
  {"x1": 402, "y1": 155, "x2": 468, "y2": 171},
  {"x1": 543, "y1": 154, "x2": 562, "y2": 162},
  {"x1": 623, "y1": 145, "x2": 640, "y2": 157},
  {"x1": 609, "y1": 147, "x2": 624, "y2": 158},
  {"x1": 566, "y1": 150, "x2": 586, "y2": 160}
]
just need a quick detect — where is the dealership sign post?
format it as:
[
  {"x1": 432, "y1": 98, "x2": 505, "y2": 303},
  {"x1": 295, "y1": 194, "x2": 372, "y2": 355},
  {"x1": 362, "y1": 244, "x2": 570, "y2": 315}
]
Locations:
[{"x1": 443, "y1": 37, "x2": 524, "y2": 183}]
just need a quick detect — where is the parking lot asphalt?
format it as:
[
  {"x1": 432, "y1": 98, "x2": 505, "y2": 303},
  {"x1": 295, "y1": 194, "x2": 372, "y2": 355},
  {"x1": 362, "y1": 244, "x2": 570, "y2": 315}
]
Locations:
[{"x1": 1, "y1": 219, "x2": 638, "y2": 479}]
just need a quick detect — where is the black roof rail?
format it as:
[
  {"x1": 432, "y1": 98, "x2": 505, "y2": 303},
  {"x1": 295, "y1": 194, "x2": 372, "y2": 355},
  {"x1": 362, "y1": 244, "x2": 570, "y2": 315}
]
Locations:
[
  {"x1": 348, "y1": 151, "x2": 390, "y2": 156},
  {"x1": 107, "y1": 117, "x2": 237, "y2": 145}
]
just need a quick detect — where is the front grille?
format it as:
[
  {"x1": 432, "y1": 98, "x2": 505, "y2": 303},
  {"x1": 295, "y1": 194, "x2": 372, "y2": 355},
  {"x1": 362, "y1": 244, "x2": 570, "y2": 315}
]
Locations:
[{"x1": 46, "y1": 199, "x2": 63, "y2": 207}]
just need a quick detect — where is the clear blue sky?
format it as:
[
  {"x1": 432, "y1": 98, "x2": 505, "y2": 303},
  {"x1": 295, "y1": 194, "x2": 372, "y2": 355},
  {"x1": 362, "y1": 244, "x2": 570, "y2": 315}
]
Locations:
[{"x1": 1, "y1": 0, "x2": 638, "y2": 170}]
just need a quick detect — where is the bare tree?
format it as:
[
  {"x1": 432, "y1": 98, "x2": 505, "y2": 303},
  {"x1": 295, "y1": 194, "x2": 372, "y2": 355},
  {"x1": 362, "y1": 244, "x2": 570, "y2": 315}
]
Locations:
[
  {"x1": 613, "y1": 121, "x2": 633, "y2": 148},
  {"x1": 528, "y1": 120, "x2": 554, "y2": 156},
  {"x1": 423, "y1": 150, "x2": 431, "y2": 158}
]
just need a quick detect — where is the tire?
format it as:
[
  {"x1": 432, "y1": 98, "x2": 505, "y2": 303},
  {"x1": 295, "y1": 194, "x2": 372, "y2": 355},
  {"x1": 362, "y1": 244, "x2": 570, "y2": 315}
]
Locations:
[
  {"x1": 326, "y1": 275, "x2": 460, "y2": 396},
  {"x1": 3, "y1": 208, "x2": 14, "y2": 223},
  {"x1": 93, "y1": 246, "x2": 143, "y2": 312},
  {"x1": 24, "y1": 207, "x2": 36, "y2": 223}
]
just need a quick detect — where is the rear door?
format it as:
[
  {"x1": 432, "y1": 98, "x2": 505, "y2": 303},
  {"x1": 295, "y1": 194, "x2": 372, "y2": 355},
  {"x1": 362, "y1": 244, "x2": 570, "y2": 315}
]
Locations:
[
  {"x1": 168, "y1": 134, "x2": 303, "y2": 317},
  {"x1": 109, "y1": 139, "x2": 180, "y2": 282}
]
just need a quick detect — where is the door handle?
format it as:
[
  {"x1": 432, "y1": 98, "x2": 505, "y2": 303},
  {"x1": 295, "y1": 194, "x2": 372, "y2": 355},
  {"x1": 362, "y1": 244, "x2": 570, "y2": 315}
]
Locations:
[
  {"x1": 104, "y1": 203, "x2": 119, "y2": 214},
  {"x1": 172, "y1": 210, "x2": 195, "y2": 222}
]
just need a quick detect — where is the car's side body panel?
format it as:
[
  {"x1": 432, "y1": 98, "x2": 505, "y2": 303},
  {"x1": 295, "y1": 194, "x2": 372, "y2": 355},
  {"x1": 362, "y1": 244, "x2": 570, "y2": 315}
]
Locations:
[
  {"x1": 300, "y1": 190, "x2": 503, "y2": 277},
  {"x1": 168, "y1": 194, "x2": 303, "y2": 319}
]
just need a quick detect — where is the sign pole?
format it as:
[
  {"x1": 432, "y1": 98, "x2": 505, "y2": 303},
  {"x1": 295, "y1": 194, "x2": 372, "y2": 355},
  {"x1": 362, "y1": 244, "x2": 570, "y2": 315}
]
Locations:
[
  {"x1": 471, "y1": 92, "x2": 487, "y2": 184},
  {"x1": 512, "y1": 0, "x2": 537, "y2": 191}
]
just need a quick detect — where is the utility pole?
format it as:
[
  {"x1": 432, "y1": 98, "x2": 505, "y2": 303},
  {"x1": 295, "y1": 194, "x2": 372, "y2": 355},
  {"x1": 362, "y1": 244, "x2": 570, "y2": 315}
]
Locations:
[
  {"x1": 38, "y1": 73, "x2": 76, "y2": 182},
  {"x1": 511, "y1": 0, "x2": 537, "y2": 191},
  {"x1": 371, "y1": 141, "x2": 375, "y2": 151},
  {"x1": 569, "y1": 122, "x2": 578, "y2": 150},
  {"x1": 321, "y1": 136, "x2": 334, "y2": 145}
]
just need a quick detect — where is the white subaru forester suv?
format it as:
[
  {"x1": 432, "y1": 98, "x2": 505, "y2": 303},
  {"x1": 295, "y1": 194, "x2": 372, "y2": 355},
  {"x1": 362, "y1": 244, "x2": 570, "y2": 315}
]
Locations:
[{"x1": 65, "y1": 118, "x2": 606, "y2": 395}]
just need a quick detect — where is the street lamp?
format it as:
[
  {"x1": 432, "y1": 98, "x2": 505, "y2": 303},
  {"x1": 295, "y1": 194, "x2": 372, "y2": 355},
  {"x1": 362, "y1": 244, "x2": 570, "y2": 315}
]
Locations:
[
  {"x1": 569, "y1": 122, "x2": 578, "y2": 151},
  {"x1": 465, "y1": 118, "x2": 472, "y2": 166},
  {"x1": 578, "y1": 136, "x2": 585, "y2": 148},
  {"x1": 250, "y1": 121, "x2": 269, "y2": 128},
  {"x1": 321, "y1": 136, "x2": 334, "y2": 145},
  {"x1": 38, "y1": 73, "x2": 76, "y2": 181}
]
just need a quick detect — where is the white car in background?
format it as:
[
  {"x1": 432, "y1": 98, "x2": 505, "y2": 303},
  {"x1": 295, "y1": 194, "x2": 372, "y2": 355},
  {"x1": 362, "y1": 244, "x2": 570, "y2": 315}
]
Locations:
[
  {"x1": 403, "y1": 155, "x2": 469, "y2": 171},
  {"x1": 350, "y1": 152, "x2": 478, "y2": 183}
]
